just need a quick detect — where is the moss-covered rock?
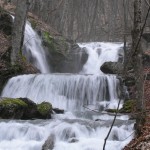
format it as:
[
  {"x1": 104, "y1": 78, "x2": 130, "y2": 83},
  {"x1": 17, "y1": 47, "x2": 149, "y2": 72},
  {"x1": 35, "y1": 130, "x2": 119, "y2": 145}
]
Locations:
[
  {"x1": 0, "y1": 98, "x2": 28, "y2": 119},
  {"x1": 119, "y1": 100, "x2": 135, "y2": 113},
  {"x1": 105, "y1": 100, "x2": 136, "y2": 114},
  {"x1": 37, "y1": 102, "x2": 52, "y2": 119},
  {"x1": 41, "y1": 31, "x2": 88, "y2": 73},
  {"x1": 105, "y1": 109, "x2": 118, "y2": 113},
  {"x1": 0, "y1": 98, "x2": 53, "y2": 119},
  {"x1": 0, "y1": 98, "x2": 27, "y2": 106}
]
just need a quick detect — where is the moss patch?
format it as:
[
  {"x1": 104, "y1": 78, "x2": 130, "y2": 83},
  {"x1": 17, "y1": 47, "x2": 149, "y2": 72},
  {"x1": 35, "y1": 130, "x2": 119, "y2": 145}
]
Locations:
[
  {"x1": 43, "y1": 31, "x2": 56, "y2": 51},
  {"x1": 0, "y1": 98, "x2": 28, "y2": 119},
  {"x1": 105, "y1": 109, "x2": 118, "y2": 113},
  {"x1": 105, "y1": 100, "x2": 136, "y2": 114},
  {"x1": 0, "y1": 98, "x2": 28, "y2": 107},
  {"x1": 119, "y1": 100, "x2": 135, "y2": 113},
  {"x1": 37, "y1": 102, "x2": 52, "y2": 117}
]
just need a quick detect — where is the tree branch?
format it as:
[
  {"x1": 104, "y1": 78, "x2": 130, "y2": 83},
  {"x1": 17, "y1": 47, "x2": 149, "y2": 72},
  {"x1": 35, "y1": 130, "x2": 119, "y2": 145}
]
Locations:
[{"x1": 103, "y1": 98, "x2": 122, "y2": 150}]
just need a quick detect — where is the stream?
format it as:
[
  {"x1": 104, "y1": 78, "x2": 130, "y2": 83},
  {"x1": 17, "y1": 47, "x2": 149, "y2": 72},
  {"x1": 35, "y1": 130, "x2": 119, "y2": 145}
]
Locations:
[{"x1": 0, "y1": 23, "x2": 134, "y2": 150}]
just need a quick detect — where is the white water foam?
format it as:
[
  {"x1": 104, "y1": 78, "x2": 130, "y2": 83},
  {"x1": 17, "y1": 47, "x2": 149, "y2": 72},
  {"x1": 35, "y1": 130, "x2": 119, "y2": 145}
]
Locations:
[
  {"x1": 23, "y1": 22, "x2": 50, "y2": 73},
  {"x1": 0, "y1": 119, "x2": 134, "y2": 150}
]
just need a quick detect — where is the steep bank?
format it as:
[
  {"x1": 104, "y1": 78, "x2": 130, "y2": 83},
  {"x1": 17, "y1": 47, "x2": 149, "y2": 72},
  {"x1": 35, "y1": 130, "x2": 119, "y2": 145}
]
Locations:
[
  {"x1": 0, "y1": 12, "x2": 38, "y2": 92},
  {"x1": 123, "y1": 52, "x2": 150, "y2": 150}
]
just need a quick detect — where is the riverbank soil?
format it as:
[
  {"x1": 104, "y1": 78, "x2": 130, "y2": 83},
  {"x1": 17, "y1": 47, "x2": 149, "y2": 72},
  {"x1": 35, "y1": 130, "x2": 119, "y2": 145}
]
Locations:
[{"x1": 124, "y1": 51, "x2": 150, "y2": 150}]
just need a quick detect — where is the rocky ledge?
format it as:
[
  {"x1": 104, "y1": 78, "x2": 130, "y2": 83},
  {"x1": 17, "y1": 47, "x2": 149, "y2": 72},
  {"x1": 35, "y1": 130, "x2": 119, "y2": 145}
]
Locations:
[{"x1": 0, "y1": 97, "x2": 53, "y2": 119}]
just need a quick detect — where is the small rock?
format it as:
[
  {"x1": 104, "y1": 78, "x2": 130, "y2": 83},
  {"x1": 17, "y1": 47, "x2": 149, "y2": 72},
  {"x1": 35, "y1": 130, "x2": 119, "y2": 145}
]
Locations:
[
  {"x1": 52, "y1": 108, "x2": 64, "y2": 114},
  {"x1": 42, "y1": 134, "x2": 55, "y2": 150},
  {"x1": 68, "y1": 138, "x2": 79, "y2": 143}
]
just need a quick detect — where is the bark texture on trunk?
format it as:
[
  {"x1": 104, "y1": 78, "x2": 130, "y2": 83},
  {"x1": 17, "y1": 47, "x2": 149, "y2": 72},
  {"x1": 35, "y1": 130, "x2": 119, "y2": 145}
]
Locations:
[
  {"x1": 11, "y1": 0, "x2": 30, "y2": 65},
  {"x1": 132, "y1": 0, "x2": 145, "y2": 135}
]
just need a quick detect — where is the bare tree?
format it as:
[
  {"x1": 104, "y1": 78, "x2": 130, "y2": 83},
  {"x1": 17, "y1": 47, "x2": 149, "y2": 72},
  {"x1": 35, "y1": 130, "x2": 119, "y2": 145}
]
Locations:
[
  {"x1": 11, "y1": 0, "x2": 30, "y2": 65},
  {"x1": 132, "y1": 0, "x2": 145, "y2": 135}
]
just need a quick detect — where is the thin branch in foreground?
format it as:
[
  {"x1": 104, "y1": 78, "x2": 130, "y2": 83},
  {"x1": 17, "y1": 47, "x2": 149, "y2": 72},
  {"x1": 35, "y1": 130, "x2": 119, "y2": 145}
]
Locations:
[{"x1": 103, "y1": 98, "x2": 122, "y2": 150}]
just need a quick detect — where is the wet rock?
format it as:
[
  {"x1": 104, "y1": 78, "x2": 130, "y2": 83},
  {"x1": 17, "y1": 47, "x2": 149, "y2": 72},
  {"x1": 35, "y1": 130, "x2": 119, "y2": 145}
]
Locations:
[
  {"x1": 53, "y1": 108, "x2": 64, "y2": 114},
  {"x1": 100, "y1": 62, "x2": 123, "y2": 74},
  {"x1": 68, "y1": 138, "x2": 79, "y2": 143},
  {"x1": 118, "y1": 48, "x2": 124, "y2": 63},
  {"x1": 19, "y1": 97, "x2": 39, "y2": 119},
  {"x1": 42, "y1": 134, "x2": 55, "y2": 150}
]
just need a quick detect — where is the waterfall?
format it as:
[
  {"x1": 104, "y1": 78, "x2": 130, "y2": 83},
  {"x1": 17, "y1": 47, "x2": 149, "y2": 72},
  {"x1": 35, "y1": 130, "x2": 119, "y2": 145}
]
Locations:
[
  {"x1": 1, "y1": 74, "x2": 120, "y2": 111},
  {"x1": 23, "y1": 22, "x2": 50, "y2": 73},
  {"x1": 1, "y1": 42, "x2": 134, "y2": 150}
]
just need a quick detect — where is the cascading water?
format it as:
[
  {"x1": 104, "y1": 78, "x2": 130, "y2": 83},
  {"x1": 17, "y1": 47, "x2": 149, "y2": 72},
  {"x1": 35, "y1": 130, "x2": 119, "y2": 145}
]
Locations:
[
  {"x1": 23, "y1": 22, "x2": 50, "y2": 73},
  {"x1": 79, "y1": 42, "x2": 123, "y2": 74},
  {"x1": 1, "y1": 41, "x2": 134, "y2": 150},
  {"x1": 2, "y1": 74, "x2": 119, "y2": 111}
]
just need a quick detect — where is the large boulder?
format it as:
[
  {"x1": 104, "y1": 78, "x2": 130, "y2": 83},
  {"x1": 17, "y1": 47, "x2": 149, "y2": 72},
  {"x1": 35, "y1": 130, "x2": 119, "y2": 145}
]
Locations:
[
  {"x1": 100, "y1": 62, "x2": 123, "y2": 74},
  {"x1": 42, "y1": 31, "x2": 88, "y2": 73},
  {"x1": 0, "y1": 97, "x2": 52, "y2": 119}
]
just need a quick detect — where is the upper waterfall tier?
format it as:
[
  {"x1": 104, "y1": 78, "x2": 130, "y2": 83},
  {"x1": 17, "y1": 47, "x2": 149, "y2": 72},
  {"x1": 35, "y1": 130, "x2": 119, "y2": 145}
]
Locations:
[
  {"x1": 23, "y1": 22, "x2": 50, "y2": 73},
  {"x1": 78, "y1": 42, "x2": 123, "y2": 74},
  {"x1": 1, "y1": 74, "x2": 120, "y2": 111}
]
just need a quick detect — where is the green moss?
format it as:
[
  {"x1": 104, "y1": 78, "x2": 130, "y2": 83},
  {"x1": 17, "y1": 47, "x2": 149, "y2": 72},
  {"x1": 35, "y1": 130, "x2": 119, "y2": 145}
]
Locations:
[
  {"x1": 119, "y1": 100, "x2": 135, "y2": 113},
  {"x1": 37, "y1": 102, "x2": 52, "y2": 116},
  {"x1": 106, "y1": 100, "x2": 135, "y2": 114},
  {"x1": 43, "y1": 31, "x2": 59, "y2": 52},
  {"x1": 30, "y1": 20, "x2": 37, "y2": 29},
  {"x1": 0, "y1": 98, "x2": 28, "y2": 107}
]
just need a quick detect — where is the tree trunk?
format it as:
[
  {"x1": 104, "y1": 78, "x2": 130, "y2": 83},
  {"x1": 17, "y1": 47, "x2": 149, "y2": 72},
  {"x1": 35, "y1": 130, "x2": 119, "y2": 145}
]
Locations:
[
  {"x1": 132, "y1": 0, "x2": 145, "y2": 135},
  {"x1": 11, "y1": 0, "x2": 30, "y2": 65}
]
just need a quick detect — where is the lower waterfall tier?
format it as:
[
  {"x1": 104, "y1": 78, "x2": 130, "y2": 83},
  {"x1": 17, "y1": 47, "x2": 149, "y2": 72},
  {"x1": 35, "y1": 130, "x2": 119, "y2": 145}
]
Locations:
[{"x1": 2, "y1": 74, "x2": 120, "y2": 111}]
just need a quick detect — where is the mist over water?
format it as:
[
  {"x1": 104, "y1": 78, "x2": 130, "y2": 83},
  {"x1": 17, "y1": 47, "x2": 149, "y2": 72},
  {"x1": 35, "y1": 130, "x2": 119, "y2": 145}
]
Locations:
[{"x1": 1, "y1": 25, "x2": 134, "y2": 150}]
